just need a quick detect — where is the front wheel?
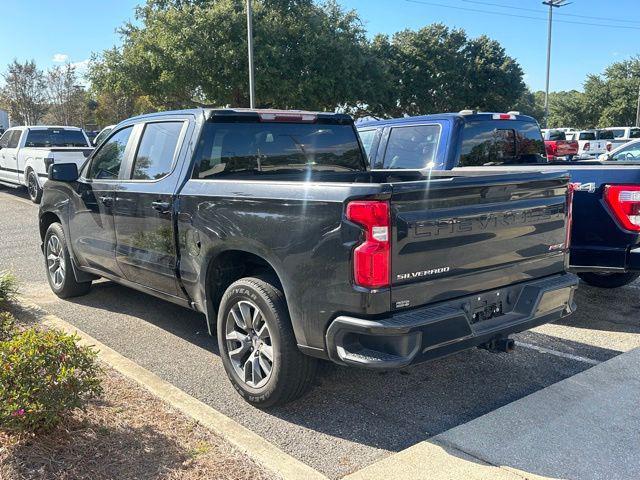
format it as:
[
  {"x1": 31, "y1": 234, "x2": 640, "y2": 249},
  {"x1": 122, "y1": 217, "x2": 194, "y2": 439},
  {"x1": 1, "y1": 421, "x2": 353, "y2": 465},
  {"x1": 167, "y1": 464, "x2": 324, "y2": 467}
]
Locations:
[
  {"x1": 26, "y1": 169, "x2": 42, "y2": 203},
  {"x1": 578, "y1": 271, "x2": 640, "y2": 289},
  {"x1": 217, "y1": 276, "x2": 317, "y2": 407},
  {"x1": 44, "y1": 223, "x2": 92, "y2": 298}
]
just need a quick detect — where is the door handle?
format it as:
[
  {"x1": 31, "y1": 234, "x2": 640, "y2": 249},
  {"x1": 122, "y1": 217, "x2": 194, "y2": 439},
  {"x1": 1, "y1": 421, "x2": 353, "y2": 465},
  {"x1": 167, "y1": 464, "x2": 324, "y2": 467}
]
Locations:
[
  {"x1": 151, "y1": 201, "x2": 171, "y2": 213},
  {"x1": 99, "y1": 196, "x2": 114, "y2": 207}
]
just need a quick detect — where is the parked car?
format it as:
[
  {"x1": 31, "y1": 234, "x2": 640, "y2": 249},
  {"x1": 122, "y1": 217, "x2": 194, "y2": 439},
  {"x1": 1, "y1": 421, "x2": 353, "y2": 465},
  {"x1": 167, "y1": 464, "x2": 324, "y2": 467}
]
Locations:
[
  {"x1": 541, "y1": 128, "x2": 579, "y2": 161},
  {"x1": 565, "y1": 129, "x2": 612, "y2": 159},
  {"x1": 358, "y1": 111, "x2": 640, "y2": 288},
  {"x1": 92, "y1": 124, "x2": 115, "y2": 146},
  {"x1": 0, "y1": 126, "x2": 93, "y2": 203},
  {"x1": 598, "y1": 138, "x2": 640, "y2": 162},
  {"x1": 39, "y1": 108, "x2": 578, "y2": 406},
  {"x1": 604, "y1": 126, "x2": 640, "y2": 149}
]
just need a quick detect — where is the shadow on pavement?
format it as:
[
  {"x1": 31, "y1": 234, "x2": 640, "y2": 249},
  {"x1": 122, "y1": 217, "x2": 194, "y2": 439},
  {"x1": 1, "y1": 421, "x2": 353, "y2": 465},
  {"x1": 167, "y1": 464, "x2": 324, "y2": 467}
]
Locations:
[
  {"x1": 555, "y1": 282, "x2": 640, "y2": 334},
  {"x1": 58, "y1": 277, "x2": 629, "y2": 461}
]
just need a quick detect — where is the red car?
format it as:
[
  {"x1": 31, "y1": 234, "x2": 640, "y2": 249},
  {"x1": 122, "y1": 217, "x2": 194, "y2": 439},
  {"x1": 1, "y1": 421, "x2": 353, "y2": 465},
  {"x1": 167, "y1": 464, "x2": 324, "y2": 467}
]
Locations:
[{"x1": 542, "y1": 129, "x2": 579, "y2": 161}]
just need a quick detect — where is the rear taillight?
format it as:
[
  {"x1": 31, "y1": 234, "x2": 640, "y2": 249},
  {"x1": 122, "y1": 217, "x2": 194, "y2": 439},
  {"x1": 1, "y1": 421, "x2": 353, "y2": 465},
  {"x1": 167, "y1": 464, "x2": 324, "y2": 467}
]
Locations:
[
  {"x1": 604, "y1": 185, "x2": 640, "y2": 232},
  {"x1": 566, "y1": 183, "x2": 577, "y2": 249},
  {"x1": 584, "y1": 142, "x2": 590, "y2": 151},
  {"x1": 346, "y1": 200, "x2": 390, "y2": 289}
]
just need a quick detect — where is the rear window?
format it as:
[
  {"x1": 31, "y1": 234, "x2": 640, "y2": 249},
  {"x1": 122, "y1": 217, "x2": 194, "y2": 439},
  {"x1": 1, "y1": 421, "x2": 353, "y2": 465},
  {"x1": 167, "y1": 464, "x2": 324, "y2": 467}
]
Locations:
[
  {"x1": 25, "y1": 128, "x2": 89, "y2": 147},
  {"x1": 597, "y1": 130, "x2": 614, "y2": 140},
  {"x1": 459, "y1": 120, "x2": 546, "y2": 166},
  {"x1": 548, "y1": 130, "x2": 565, "y2": 141},
  {"x1": 630, "y1": 129, "x2": 640, "y2": 139},
  {"x1": 609, "y1": 129, "x2": 625, "y2": 138},
  {"x1": 193, "y1": 122, "x2": 365, "y2": 179},
  {"x1": 382, "y1": 124, "x2": 441, "y2": 169},
  {"x1": 579, "y1": 132, "x2": 596, "y2": 141}
]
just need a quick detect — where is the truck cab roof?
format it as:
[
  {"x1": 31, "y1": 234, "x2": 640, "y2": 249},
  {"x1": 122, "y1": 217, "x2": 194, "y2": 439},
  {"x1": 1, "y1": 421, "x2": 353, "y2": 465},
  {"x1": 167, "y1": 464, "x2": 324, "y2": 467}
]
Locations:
[
  {"x1": 123, "y1": 107, "x2": 353, "y2": 125},
  {"x1": 357, "y1": 111, "x2": 538, "y2": 129}
]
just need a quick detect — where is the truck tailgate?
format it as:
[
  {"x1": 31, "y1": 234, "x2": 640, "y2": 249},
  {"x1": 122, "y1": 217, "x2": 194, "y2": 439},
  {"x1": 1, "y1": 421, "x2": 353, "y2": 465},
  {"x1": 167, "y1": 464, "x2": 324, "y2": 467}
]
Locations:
[
  {"x1": 390, "y1": 171, "x2": 570, "y2": 309},
  {"x1": 49, "y1": 148, "x2": 93, "y2": 165}
]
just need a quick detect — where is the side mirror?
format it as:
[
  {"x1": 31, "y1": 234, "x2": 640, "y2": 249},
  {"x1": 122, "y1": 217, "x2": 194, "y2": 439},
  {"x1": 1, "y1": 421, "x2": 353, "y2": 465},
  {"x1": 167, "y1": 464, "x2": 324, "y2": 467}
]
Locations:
[
  {"x1": 49, "y1": 163, "x2": 79, "y2": 182},
  {"x1": 597, "y1": 153, "x2": 610, "y2": 161}
]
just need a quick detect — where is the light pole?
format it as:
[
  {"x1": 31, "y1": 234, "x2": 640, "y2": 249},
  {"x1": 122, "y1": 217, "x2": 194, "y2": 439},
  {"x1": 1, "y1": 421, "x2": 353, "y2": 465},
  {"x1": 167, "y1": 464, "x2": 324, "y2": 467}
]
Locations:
[
  {"x1": 543, "y1": 0, "x2": 571, "y2": 128},
  {"x1": 246, "y1": 0, "x2": 256, "y2": 109}
]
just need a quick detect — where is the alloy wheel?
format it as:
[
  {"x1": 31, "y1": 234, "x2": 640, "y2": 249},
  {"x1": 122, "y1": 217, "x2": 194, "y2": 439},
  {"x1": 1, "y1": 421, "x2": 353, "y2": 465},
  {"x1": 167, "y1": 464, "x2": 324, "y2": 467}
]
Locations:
[
  {"x1": 27, "y1": 172, "x2": 38, "y2": 200},
  {"x1": 46, "y1": 235, "x2": 65, "y2": 288},
  {"x1": 225, "y1": 300, "x2": 274, "y2": 388}
]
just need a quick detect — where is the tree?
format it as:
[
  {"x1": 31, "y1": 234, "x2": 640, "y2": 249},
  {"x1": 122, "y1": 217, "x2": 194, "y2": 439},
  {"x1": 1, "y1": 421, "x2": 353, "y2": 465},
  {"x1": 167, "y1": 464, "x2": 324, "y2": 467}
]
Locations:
[
  {"x1": 88, "y1": 0, "x2": 373, "y2": 113},
  {"x1": 0, "y1": 60, "x2": 47, "y2": 125},
  {"x1": 587, "y1": 57, "x2": 640, "y2": 127},
  {"x1": 45, "y1": 64, "x2": 85, "y2": 125},
  {"x1": 366, "y1": 25, "x2": 526, "y2": 117}
]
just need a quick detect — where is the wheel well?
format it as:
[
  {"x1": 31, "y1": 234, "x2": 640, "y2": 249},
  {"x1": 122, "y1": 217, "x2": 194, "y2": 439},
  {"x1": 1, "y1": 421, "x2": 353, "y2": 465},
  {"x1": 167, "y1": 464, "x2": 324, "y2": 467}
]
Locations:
[
  {"x1": 39, "y1": 212, "x2": 61, "y2": 241},
  {"x1": 206, "y1": 250, "x2": 282, "y2": 314}
]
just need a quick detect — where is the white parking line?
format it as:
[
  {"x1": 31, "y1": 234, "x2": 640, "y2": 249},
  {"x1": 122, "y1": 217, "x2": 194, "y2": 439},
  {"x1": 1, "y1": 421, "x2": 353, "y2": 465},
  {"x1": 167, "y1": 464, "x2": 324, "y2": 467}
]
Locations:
[{"x1": 515, "y1": 341, "x2": 601, "y2": 365}]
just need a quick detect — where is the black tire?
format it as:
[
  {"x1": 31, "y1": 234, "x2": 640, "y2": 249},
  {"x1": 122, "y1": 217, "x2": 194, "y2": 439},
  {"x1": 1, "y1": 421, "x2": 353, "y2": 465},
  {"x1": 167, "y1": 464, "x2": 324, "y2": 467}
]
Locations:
[
  {"x1": 578, "y1": 271, "x2": 640, "y2": 289},
  {"x1": 26, "y1": 169, "x2": 42, "y2": 204},
  {"x1": 44, "y1": 223, "x2": 92, "y2": 298},
  {"x1": 217, "y1": 276, "x2": 317, "y2": 407}
]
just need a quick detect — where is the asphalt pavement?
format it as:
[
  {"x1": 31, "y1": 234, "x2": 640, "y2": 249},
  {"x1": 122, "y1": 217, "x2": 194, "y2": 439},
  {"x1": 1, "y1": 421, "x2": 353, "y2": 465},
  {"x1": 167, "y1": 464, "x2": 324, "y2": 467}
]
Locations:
[{"x1": 1, "y1": 186, "x2": 639, "y2": 479}]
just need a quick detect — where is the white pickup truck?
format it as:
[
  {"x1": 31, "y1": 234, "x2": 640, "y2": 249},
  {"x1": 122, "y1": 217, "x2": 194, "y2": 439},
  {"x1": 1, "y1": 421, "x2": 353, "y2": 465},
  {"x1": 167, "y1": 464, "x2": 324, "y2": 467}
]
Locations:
[
  {"x1": 0, "y1": 126, "x2": 93, "y2": 202},
  {"x1": 603, "y1": 126, "x2": 640, "y2": 149},
  {"x1": 565, "y1": 129, "x2": 612, "y2": 159}
]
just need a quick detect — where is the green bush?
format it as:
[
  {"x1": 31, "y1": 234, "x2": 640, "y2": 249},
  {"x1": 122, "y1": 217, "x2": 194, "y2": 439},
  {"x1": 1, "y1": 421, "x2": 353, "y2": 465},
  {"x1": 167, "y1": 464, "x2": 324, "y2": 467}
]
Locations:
[
  {"x1": 0, "y1": 271, "x2": 18, "y2": 304},
  {"x1": 0, "y1": 327, "x2": 103, "y2": 433},
  {"x1": 0, "y1": 312, "x2": 16, "y2": 341}
]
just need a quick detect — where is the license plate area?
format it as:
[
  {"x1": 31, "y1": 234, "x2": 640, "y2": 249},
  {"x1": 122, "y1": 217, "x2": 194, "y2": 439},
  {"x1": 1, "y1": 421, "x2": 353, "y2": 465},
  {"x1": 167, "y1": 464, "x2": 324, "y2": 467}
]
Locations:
[{"x1": 470, "y1": 292, "x2": 505, "y2": 324}]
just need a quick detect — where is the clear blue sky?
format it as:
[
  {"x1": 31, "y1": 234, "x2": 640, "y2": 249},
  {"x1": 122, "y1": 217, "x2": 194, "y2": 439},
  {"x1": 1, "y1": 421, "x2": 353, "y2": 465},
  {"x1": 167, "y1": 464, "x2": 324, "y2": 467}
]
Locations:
[{"x1": 1, "y1": 0, "x2": 638, "y2": 92}]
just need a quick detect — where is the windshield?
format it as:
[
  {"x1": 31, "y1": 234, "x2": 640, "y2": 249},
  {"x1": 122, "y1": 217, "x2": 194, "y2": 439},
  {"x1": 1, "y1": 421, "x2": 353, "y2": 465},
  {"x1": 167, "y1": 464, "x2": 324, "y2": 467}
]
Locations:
[
  {"x1": 194, "y1": 121, "x2": 366, "y2": 179},
  {"x1": 25, "y1": 128, "x2": 89, "y2": 147},
  {"x1": 459, "y1": 120, "x2": 546, "y2": 166}
]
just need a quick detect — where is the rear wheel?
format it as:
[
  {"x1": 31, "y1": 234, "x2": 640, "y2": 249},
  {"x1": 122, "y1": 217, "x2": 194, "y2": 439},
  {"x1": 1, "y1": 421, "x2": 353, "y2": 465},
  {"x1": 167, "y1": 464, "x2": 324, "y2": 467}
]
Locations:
[
  {"x1": 44, "y1": 223, "x2": 92, "y2": 298},
  {"x1": 26, "y1": 169, "x2": 42, "y2": 203},
  {"x1": 578, "y1": 271, "x2": 640, "y2": 289},
  {"x1": 217, "y1": 276, "x2": 317, "y2": 407}
]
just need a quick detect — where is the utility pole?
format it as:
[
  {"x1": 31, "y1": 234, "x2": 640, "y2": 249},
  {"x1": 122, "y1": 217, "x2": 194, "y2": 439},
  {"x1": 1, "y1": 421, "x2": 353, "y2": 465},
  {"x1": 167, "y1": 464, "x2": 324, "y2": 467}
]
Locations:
[
  {"x1": 636, "y1": 83, "x2": 640, "y2": 127},
  {"x1": 543, "y1": 0, "x2": 571, "y2": 128},
  {"x1": 246, "y1": 0, "x2": 256, "y2": 109}
]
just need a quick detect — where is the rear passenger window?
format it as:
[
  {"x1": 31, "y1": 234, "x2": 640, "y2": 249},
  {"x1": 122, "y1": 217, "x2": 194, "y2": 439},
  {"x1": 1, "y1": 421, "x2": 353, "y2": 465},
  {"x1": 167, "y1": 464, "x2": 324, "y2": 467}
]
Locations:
[
  {"x1": 131, "y1": 122, "x2": 184, "y2": 180},
  {"x1": 358, "y1": 129, "x2": 376, "y2": 160},
  {"x1": 383, "y1": 125, "x2": 440, "y2": 169},
  {"x1": 88, "y1": 127, "x2": 133, "y2": 180}
]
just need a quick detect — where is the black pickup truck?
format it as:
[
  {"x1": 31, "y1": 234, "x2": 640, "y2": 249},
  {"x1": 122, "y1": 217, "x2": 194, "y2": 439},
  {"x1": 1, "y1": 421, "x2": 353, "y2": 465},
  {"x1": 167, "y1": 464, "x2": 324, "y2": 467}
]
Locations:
[{"x1": 39, "y1": 108, "x2": 578, "y2": 406}]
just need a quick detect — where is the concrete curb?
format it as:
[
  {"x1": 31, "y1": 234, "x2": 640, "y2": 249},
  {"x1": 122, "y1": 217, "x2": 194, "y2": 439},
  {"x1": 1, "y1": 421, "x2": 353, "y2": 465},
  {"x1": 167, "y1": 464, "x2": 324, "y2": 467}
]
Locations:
[{"x1": 18, "y1": 298, "x2": 327, "y2": 480}]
